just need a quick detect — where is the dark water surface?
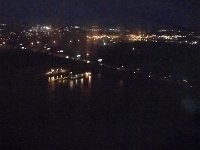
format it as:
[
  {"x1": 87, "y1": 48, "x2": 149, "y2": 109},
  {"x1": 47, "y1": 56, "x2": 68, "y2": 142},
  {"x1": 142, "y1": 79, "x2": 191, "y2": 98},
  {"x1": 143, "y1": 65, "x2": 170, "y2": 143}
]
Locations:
[
  {"x1": 0, "y1": 48, "x2": 200, "y2": 150},
  {"x1": 0, "y1": 69, "x2": 200, "y2": 150}
]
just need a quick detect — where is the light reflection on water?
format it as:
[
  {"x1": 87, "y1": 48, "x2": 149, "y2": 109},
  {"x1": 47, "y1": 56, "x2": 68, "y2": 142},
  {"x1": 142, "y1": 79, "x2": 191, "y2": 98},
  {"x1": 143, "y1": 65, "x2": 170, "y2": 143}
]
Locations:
[
  {"x1": 48, "y1": 77, "x2": 56, "y2": 92},
  {"x1": 119, "y1": 79, "x2": 124, "y2": 88},
  {"x1": 81, "y1": 78, "x2": 84, "y2": 88},
  {"x1": 48, "y1": 73, "x2": 126, "y2": 94},
  {"x1": 88, "y1": 76, "x2": 91, "y2": 89},
  {"x1": 69, "y1": 80, "x2": 74, "y2": 90},
  {"x1": 48, "y1": 73, "x2": 92, "y2": 92}
]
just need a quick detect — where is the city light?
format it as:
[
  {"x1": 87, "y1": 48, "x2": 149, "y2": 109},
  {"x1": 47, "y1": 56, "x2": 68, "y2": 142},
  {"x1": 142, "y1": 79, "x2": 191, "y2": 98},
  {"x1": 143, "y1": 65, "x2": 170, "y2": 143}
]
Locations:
[
  {"x1": 45, "y1": 26, "x2": 51, "y2": 30},
  {"x1": 183, "y1": 79, "x2": 188, "y2": 83},
  {"x1": 98, "y1": 59, "x2": 103, "y2": 63},
  {"x1": 1, "y1": 3, "x2": 199, "y2": 149}
]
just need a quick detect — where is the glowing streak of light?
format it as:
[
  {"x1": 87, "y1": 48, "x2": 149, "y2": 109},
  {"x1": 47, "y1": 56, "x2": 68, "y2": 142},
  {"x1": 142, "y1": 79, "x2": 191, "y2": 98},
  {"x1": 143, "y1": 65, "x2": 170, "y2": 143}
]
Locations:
[{"x1": 69, "y1": 80, "x2": 74, "y2": 90}]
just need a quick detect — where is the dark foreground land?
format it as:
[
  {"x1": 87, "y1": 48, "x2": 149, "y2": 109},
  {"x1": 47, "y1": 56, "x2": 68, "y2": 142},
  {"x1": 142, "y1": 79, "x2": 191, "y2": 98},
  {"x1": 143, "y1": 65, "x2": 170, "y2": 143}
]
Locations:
[{"x1": 0, "y1": 44, "x2": 200, "y2": 150}]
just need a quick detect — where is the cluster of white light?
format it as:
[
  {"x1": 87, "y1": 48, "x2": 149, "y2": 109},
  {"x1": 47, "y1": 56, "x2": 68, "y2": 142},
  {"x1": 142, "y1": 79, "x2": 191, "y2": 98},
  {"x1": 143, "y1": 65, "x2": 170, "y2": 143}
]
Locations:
[
  {"x1": 57, "y1": 50, "x2": 63, "y2": 53},
  {"x1": 126, "y1": 33, "x2": 199, "y2": 45},
  {"x1": 98, "y1": 59, "x2": 103, "y2": 63},
  {"x1": 29, "y1": 26, "x2": 51, "y2": 32},
  {"x1": 127, "y1": 34, "x2": 146, "y2": 41},
  {"x1": 87, "y1": 35, "x2": 120, "y2": 40},
  {"x1": 77, "y1": 55, "x2": 81, "y2": 58}
]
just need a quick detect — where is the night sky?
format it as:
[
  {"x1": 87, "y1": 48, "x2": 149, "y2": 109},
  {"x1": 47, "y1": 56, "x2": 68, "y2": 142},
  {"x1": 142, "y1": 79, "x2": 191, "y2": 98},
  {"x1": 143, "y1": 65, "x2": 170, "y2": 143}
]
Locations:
[{"x1": 0, "y1": 0, "x2": 199, "y2": 29}]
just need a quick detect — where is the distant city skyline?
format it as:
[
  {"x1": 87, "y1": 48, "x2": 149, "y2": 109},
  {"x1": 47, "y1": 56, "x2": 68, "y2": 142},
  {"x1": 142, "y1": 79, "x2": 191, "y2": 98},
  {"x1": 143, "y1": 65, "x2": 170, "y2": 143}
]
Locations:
[{"x1": 0, "y1": 0, "x2": 199, "y2": 30}]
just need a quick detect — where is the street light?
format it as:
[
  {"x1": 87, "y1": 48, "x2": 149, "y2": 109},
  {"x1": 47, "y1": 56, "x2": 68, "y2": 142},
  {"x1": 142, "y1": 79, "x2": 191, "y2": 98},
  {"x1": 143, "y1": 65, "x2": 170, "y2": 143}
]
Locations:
[{"x1": 98, "y1": 59, "x2": 103, "y2": 63}]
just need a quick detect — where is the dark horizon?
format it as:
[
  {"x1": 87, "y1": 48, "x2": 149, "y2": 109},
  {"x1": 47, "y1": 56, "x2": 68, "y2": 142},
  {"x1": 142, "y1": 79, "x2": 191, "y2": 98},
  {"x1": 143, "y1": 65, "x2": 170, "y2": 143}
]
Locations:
[{"x1": 0, "y1": 0, "x2": 199, "y2": 31}]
